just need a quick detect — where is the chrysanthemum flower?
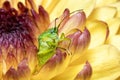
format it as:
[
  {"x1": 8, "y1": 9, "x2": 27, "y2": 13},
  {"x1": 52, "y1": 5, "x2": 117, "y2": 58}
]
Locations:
[{"x1": 0, "y1": 0, "x2": 120, "y2": 80}]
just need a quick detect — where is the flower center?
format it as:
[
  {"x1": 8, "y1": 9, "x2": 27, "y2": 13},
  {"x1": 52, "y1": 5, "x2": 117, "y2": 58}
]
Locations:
[
  {"x1": 0, "y1": 9, "x2": 24, "y2": 33},
  {"x1": 0, "y1": 1, "x2": 37, "y2": 62}
]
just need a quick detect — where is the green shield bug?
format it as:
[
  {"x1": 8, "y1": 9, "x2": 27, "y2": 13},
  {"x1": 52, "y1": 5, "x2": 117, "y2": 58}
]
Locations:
[
  {"x1": 37, "y1": 18, "x2": 67, "y2": 66},
  {"x1": 37, "y1": 10, "x2": 82, "y2": 66}
]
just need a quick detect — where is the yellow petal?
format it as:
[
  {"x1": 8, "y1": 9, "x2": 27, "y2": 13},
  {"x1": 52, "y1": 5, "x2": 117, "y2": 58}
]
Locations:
[
  {"x1": 95, "y1": 0, "x2": 117, "y2": 7},
  {"x1": 88, "y1": 6, "x2": 117, "y2": 21},
  {"x1": 34, "y1": 0, "x2": 42, "y2": 9},
  {"x1": 108, "y1": 1, "x2": 120, "y2": 17},
  {"x1": 49, "y1": 0, "x2": 96, "y2": 21},
  {"x1": 32, "y1": 50, "x2": 71, "y2": 80},
  {"x1": 71, "y1": 44, "x2": 120, "y2": 80},
  {"x1": 53, "y1": 62, "x2": 92, "y2": 80},
  {"x1": 41, "y1": 0, "x2": 60, "y2": 14},
  {"x1": 106, "y1": 18, "x2": 120, "y2": 37},
  {"x1": 0, "y1": 0, "x2": 5, "y2": 7},
  {"x1": 86, "y1": 20, "x2": 108, "y2": 49},
  {"x1": 117, "y1": 27, "x2": 120, "y2": 34},
  {"x1": 107, "y1": 35, "x2": 120, "y2": 51},
  {"x1": 51, "y1": 64, "x2": 84, "y2": 80},
  {"x1": 116, "y1": 76, "x2": 120, "y2": 80},
  {"x1": 85, "y1": 45, "x2": 120, "y2": 80}
]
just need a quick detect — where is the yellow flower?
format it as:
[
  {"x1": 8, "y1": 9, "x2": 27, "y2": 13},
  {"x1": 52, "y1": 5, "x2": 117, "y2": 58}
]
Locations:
[{"x1": 0, "y1": 0, "x2": 120, "y2": 80}]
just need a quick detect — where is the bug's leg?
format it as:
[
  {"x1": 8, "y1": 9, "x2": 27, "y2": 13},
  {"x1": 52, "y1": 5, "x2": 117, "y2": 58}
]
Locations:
[
  {"x1": 57, "y1": 47, "x2": 72, "y2": 55},
  {"x1": 58, "y1": 33, "x2": 72, "y2": 55}
]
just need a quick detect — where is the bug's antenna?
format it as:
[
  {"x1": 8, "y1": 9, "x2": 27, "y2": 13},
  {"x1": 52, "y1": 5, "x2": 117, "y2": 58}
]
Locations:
[
  {"x1": 54, "y1": 18, "x2": 58, "y2": 33},
  {"x1": 70, "y1": 9, "x2": 83, "y2": 14},
  {"x1": 54, "y1": 17, "x2": 65, "y2": 33},
  {"x1": 55, "y1": 18, "x2": 58, "y2": 27}
]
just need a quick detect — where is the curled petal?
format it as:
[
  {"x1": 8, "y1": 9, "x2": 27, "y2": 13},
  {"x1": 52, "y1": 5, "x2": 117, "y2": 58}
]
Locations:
[
  {"x1": 67, "y1": 28, "x2": 90, "y2": 62},
  {"x1": 75, "y1": 61, "x2": 92, "y2": 80},
  {"x1": 67, "y1": 31, "x2": 82, "y2": 54},
  {"x1": 108, "y1": 1, "x2": 120, "y2": 17},
  {"x1": 49, "y1": 8, "x2": 70, "y2": 30},
  {"x1": 59, "y1": 11, "x2": 86, "y2": 35},
  {"x1": 76, "y1": 28, "x2": 90, "y2": 52},
  {"x1": 86, "y1": 20, "x2": 109, "y2": 49}
]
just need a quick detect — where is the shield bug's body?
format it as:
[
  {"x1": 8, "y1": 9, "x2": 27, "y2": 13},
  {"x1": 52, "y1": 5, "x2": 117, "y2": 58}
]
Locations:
[
  {"x1": 37, "y1": 26, "x2": 60, "y2": 66},
  {"x1": 37, "y1": 10, "x2": 82, "y2": 66},
  {"x1": 37, "y1": 17, "x2": 70, "y2": 66}
]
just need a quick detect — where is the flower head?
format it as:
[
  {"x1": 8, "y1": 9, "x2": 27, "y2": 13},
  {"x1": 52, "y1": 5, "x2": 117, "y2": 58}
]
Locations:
[{"x1": 0, "y1": 0, "x2": 120, "y2": 80}]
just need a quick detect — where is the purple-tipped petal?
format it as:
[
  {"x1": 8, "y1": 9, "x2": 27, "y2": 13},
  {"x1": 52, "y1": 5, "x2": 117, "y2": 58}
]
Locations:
[
  {"x1": 3, "y1": 67, "x2": 18, "y2": 80},
  {"x1": 3, "y1": 59, "x2": 31, "y2": 80},
  {"x1": 59, "y1": 11, "x2": 86, "y2": 35},
  {"x1": 67, "y1": 28, "x2": 90, "y2": 54},
  {"x1": 5, "y1": 52, "x2": 18, "y2": 72},
  {"x1": 76, "y1": 28, "x2": 90, "y2": 52},
  {"x1": 45, "y1": 49, "x2": 66, "y2": 67},
  {"x1": 49, "y1": 8, "x2": 70, "y2": 30},
  {"x1": 65, "y1": 28, "x2": 90, "y2": 62},
  {"x1": 0, "y1": 1, "x2": 40, "y2": 75},
  {"x1": 75, "y1": 61, "x2": 92, "y2": 80},
  {"x1": 17, "y1": 59, "x2": 31, "y2": 80},
  {"x1": 32, "y1": 49, "x2": 69, "y2": 80}
]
